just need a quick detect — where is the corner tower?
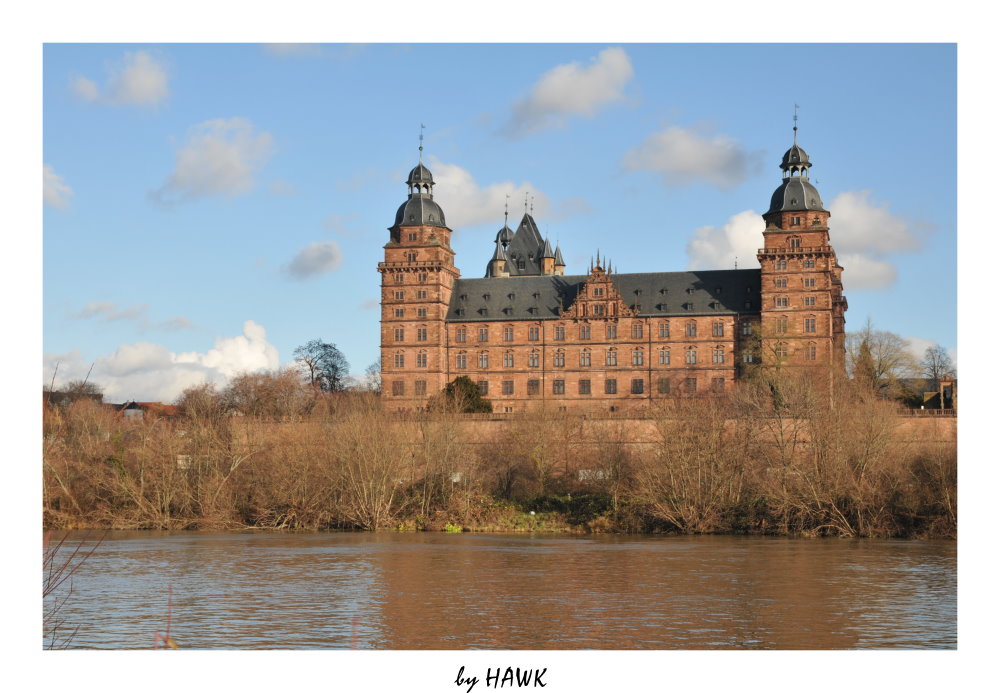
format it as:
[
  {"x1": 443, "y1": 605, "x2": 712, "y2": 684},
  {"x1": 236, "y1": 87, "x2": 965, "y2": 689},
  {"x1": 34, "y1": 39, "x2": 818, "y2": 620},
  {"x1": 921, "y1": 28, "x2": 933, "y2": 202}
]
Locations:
[
  {"x1": 378, "y1": 158, "x2": 460, "y2": 408},
  {"x1": 757, "y1": 129, "x2": 847, "y2": 368}
]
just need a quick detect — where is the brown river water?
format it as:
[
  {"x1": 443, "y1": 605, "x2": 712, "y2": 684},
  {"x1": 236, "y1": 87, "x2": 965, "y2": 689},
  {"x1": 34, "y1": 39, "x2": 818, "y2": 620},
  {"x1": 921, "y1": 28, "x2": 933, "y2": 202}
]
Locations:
[{"x1": 45, "y1": 531, "x2": 956, "y2": 649}]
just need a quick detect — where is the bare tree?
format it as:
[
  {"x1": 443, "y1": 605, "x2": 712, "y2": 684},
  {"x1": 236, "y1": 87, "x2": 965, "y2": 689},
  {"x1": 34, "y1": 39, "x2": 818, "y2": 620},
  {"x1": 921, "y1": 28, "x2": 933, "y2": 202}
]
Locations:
[
  {"x1": 362, "y1": 358, "x2": 382, "y2": 394},
  {"x1": 921, "y1": 344, "x2": 956, "y2": 380},
  {"x1": 293, "y1": 339, "x2": 350, "y2": 392},
  {"x1": 845, "y1": 318, "x2": 919, "y2": 397}
]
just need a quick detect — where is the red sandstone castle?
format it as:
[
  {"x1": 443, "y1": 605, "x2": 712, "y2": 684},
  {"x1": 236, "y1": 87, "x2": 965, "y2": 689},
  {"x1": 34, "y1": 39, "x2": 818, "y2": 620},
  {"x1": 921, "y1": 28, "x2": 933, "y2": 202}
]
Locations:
[{"x1": 378, "y1": 133, "x2": 847, "y2": 412}]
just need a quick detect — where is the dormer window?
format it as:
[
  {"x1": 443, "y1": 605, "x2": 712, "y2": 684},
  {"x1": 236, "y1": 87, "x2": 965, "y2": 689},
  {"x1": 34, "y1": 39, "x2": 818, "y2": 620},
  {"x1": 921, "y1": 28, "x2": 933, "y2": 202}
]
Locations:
[
  {"x1": 508, "y1": 293, "x2": 515, "y2": 301},
  {"x1": 483, "y1": 293, "x2": 491, "y2": 301}
]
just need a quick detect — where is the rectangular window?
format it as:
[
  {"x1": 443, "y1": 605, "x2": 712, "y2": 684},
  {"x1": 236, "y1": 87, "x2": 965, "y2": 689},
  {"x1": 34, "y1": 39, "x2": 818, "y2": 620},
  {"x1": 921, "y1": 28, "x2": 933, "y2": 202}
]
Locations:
[
  {"x1": 554, "y1": 352, "x2": 565, "y2": 368},
  {"x1": 593, "y1": 287, "x2": 605, "y2": 297},
  {"x1": 606, "y1": 350, "x2": 618, "y2": 366},
  {"x1": 579, "y1": 379, "x2": 591, "y2": 395},
  {"x1": 456, "y1": 353, "x2": 467, "y2": 369},
  {"x1": 606, "y1": 324, "x2": 617, "y2": 339},
  {"x1": 502, "y1": 380, "x2": 514, "y2": 395},
  {"x1": 554, "y1": 326, "x2": 565, "y2": 341},
  {"x1": 406, "y1": 252, "x2": 417, "y2": 262},
  {"x1": 478, "y1": 381, "x2": 489, "y2": 396},
  {"x1": 504, "y1": 327, "x2": 514, "y2": 342},
  {"x1": 408, "y1": 232, "x2": 417, "y2": 241},
  {"x1": 712, "y1": 377, "x2": 725, "y2": 393},
  {"x1": 774, "y1": 279, "x2": 787, "y2": 288},
  {"x1": 455, "y1": 327, "x2": 467, "y2": 343},
  {"x1": 659, "y1": 349, "x2": 670, "y2": 365},
  {"x1": 394, "y1": 308, "x2": 405, "y2": 318},
  {"x1": 776, "y1": 344, "x2": 789, "y2": 359},
  {"x1": 803, "y1": 278, "x2": 816, "y2": 288},
  {"x1": 775, "y1": 297, "x2": 789, "y2": 307},
  {"x1": 528, "y1": 352, "x2": 540, "y2": 368},
  {"x1": 393, "y1": 353, "x2": 405, "y2": 368},
  {"x1": 684, "y1": 377, "x2": 697, "y2": 394},
  {"x1": 417, "y1": 290, "x2": 428, "y2": 299},
  {"x1": 685, "y1": 323, "x2": 697, "y2": 337},
  {"x1": 528, "y1": 327, "x2": 539, "y2": 341},
  {"x1": 392, "y1": 381, "x2": 404, "y2": 396},
  {"x1": 417, "y1": 308, "x2": 427, "y2": 317},
  {"x1": 776, "y1": 260, "x2": 787, "y2": 271},
  {"x1": 605, "y1": 379, "x2": 617, "y2": 395},
  {"x1": 804, "y1": 259, "x2": 815, "y2": 268},
  {"x1": 416, "y1": 328, "x2": 427, "y2": 341},
  {"x1": 657, "y1": 378, "x2": 670, "y2": 394},
  {"x1": 741, "y1": 321, "x2": 752, "y2": 336},
  {"x1": 632, "y1": 323, "x2": 643, "y2": 339},
  {"x1": 632, "y1": 350, "x2": 644, "y2": 366},
  {"x1": 528, "y1": 379, "x2": 540, "y2": 396},
  {"x1": 478, "y1": 352, "x2": 489, "y2": 369},
  {"x1": 804, "y1": 318, "x2": 817, "y2": 333},
  {"x1": 804, "y1": 296, "x2": 816, "y2": 306},
  {"x1": 685, "y1": 349, "x2": 697, "y2": 364},
  {"x1": 580, "y1": 351, "x2": 591, "y2": 367},
  {"x1": 415, "y1": 380, "x2": 427, "y2": 395},
  {"x1": 394, "y1": 327, "x2": 404, "y2": 342},
  {"x1": 580, "y1": 324, "x2": 591, "y2": 340},
  {"x1": 659, "y1": 322, "x2": 670, "y2": 338},
  {"x1": 553, "y1": 379, "x2": 565, "y2": 395},
  {"x1": 394, "y1": 290, "x2": 404, "y2": 300},
  {"x1": 416, "y1": 353, "x2": 427, "y2": 368},
  {"x1": 712, "y1": 322, "x2": 724, "y2": 337},
  {"x1": 777, "y1": 317, "x2": 788, "y2": 333},
  {"x1": 806, "y1": 344, "x2": 817, "y2": 361},
  {"x1": 479, "y1": 328, "x2": 489, "y2": 342},
  {"x1": 418, "y1": 273, "x2": 428, "y2": 283},
  {"x1": 743, "y1": 351, "x2": 755, "y2": 364},
  {"x1": 631, "y1": 378, "x2": 644, "y2": 395},
  {"x1": 394, "y1": 274, "x2": 404, "y2": 283},
  {"x1": 503, "y1": 352, "x2": 514, "y2": 368},
  {"x1": 713, "y1": 348, "x2": 725, "y2": 364}
]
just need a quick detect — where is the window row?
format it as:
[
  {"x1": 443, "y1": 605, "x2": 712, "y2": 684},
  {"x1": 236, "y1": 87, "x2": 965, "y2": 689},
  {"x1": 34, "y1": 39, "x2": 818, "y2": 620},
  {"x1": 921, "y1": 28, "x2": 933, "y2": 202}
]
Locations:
[
  {"x1": 389, "y1": 289, "x2": 430, "y2": 300},
  {"x1": 388, "y1": 377, "x2": 726, "y2": 397},
  {"x1": 450, "y1": 321, "x2": 733, "y2": 343},
  {"x1": 773, "y1": 258, "x2": 818, "y2": 271},
  {"x1": 773, "y1": 296, "x2": 821, "y2": 308},
  {"x1": 444, "y1": 347, "x2": 729, "y2": 369},
  {"x1": 772, "y1": 316, "x2": 820, "y2": 333}
]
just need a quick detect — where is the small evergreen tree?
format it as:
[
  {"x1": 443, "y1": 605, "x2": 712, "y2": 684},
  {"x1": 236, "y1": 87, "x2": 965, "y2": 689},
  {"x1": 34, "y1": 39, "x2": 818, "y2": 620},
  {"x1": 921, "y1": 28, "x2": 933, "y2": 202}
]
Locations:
[{"x1": 441, "y1": 376, "x2": 493, "y2": 413}]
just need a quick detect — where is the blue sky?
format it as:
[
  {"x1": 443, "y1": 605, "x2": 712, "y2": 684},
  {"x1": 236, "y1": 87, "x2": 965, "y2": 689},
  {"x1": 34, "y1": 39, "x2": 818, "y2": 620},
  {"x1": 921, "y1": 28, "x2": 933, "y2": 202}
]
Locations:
[{"x1": 42, "y1": 43, "x2": 956, "y2": 402}]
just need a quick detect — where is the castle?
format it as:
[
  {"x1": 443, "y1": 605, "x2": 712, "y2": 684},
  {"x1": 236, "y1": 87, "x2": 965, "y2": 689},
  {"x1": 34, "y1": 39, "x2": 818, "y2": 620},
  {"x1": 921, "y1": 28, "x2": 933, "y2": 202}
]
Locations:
[{"x1": 378, "y1": 131, "x2": 847, "y2": 412}]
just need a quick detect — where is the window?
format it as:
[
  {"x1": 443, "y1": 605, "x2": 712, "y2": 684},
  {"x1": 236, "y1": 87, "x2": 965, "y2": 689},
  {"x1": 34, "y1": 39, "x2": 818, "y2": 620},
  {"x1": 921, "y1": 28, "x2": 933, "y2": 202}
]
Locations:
[
  {"x1": 416, "y1": 353, "x2": 427, "y2": 368},
  {"x1": 776, "y1": 260, "x2": 787, "y2": 271},
  {"x1": 580, "y1": 350, "x2": 591, "y2": 367},
  {"x1": 774, "y1": 279, "x2": 787, "y2": 288},
  {"x1": 790, "y1": 217, "x2": 801, "y2": 227},
  {"x1": 804, "y1": 296, "x2": 817, "y2": 306},
  {"x1": 553, "y1": 379, "x2": 565, "y2": 395},
  {"x1": 789, "y1": 237, "x2": 801, "y2": 249},
  {"x1": 504, "y1": 326, "x2": 514, "y2": 342},
  {"x1": 528, "y1": 327, "x2": 539, "y2": 341},
  {"x1": 775, "y1": 343, "x2": 789, "y2": 359},
  {"x1": 478, "y1": 381, "x2": 489, "y2": 396},
  {"x1": 392, "y1": 381, "x2": 404, "y2": 396},
  {"x1": 804, "y1": 318, "x2": 817, "y2": 333},
  {"x1": 417, "y1": 308, "x2": 427, "y2": 317},
  {"x1": 418, "y1": 272, "x2": 428, "y2": 283},
  {"x1": 712, "y1": 377, "x2": 725, "y2": 393},
  {"x1": 806, "y1": 343, "x2": 817, "y2": 361},
  {"x1": 393, "y1": 353, "x2": 405, "y2": 368},
  {"x1": 554, "y1": 351, "x2": 565, "y2": 368},
  {"x1": 394, "y1": 327, "x2": 404, "y2": 342},
  {"x1": 606, "y1": 349, "x2": 618, "y2": 367},
  {"x1": 685, "y1": 348, "x2": 697, "y2": 365},
  {"x1": 775, "y1": 297, "x2": 789, "y2": 307},
  {"x1": 580, "y1": 324, "x2": 591, "y2": 340},
  {"x1": 503, "y1": 351, "x2": 514, "y2": 368},
  {"x1": 804, "y1": 259, "x2": 815, "y2": 268},
  {"x1": 408, "y1": 232, "x2": 417, "y2": 241},
  {"x1": 528, "y1": 379, "x2": 540, "y2": 396},
  {"x1": 743, "y1": 350, "x2": 756, "y2": 364},
  {"x1": 415, "y1": 380, "x2": 427, "y2": 395},
  {"x1": 478, "y1": 327, "x2": 489, "y2": 342},
  {"x1": 713, "y1": 347, "x2": 725, "y2": 364},
  {"x1": 658, "y1": 378, "x2": 670, "y2": 394},
  {"x1": 456, "y1": 353, "x2": 467, "y2": 369},
  {"x1": 741, "y1": 321, "x2": 752, "y2": 336},
  {"x1": 478, "y1": 352, "x2": 489, "y2": 368},
  {"x1": 803, "y1": 278, "x2": 816, "y2": 288},
  {"x1": 502, "y1": 380, "x2": 514, "y2": 395},
  {"x1": 394, "y1": 274, "x2": 404, "y2": 284},
  {"x1": 394, "y1": 308, "x2": 405, "y2": 318},
  {"x1": 605, "y1": 379, "x2": 617, "y2": 395},
  {"x1": 406, "y1": 252, "x2": 417, "y2": 262},
  {"x1": 455, "y1": 327, "x2": 467, "y2": 343},
  {"x1": 528, "y1": 352, "x2": 540, "y2": 368},
  {"x1": 684, "y1": 377, "x2": 697, "y2": 394},
  {"x1": 685, "y1": 322, "x2": 697, "y2": 337},
  {"x1": 606, "y1": 324, "x2": 617, "y2": 339},
  {"x1": 593, "y1": 304, "x2": 606, "y2": 317},
  {"x1": 712, "y1": 322, "x2": 724, "y2": 337},
  {"x1": 593, "y1": 287, "x2": 605, "y2": 297},
  {"x1": 632, "y1": 349, "x2": 644, "y2": 366},
  {"x1": 416, "y1": 328, "x2": 427, "y2": 341},
  {"x1": 659, "y1": 322, "x2": 670, "y2": 338},
  {"x1": 394, "y1": 290, "x2": 404, "y2": 300},
  {"x1": 417, "y1": 290, "x2": 428, "y2": 299},
  {"x1": 776, "y1": 316, "x2": 788, "y2": 333},
  {"x1": 579, "y1": 379, "x2": 591, "y2": 395},
  {"x1": 554, "y1": 326, "x2": 565, "y2": 341},
  {"x1": 632, "y1": 323, "x2": 644, "y2": 339},
  {"x1": 659, "y1": 348, "x2": 670, "y2": 365},
  {"x1": 631, "y1": 378, "x2": 644, "y2": 395}
]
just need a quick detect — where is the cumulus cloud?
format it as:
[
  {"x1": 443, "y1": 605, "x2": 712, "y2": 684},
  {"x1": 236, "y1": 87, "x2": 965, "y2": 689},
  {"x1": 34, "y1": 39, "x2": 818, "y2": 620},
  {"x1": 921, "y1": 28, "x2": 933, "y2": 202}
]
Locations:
[
  {"x1": 285, "y1": 241, "x2": 343, "y2": 279},
  {"x1": 902, "y1": 336, "x2": 935, "y2": 364},
  {"x1": 44, "y1": 164, "x2": 74, "y2": 209},
  {"x1": 152, "y1": 118, "x2": 274, "y2": 204},
  {"x1": 430, "y1": 157, "x2": 553, "y2": 229},
  {"x1": 828, "y1": 190, "x2": 924, "y2": 291},
  {"x1": 503, "y1": 47, "x2": 633, "y2": 137},
  {"x1": 71, "y1": 50, "x2": 169, "y2": 107},
  {"x1": 43, "y1": 320, "x2": 280, "y2": 403},
  {"x1": 623, "y1": 125, "x2": 757, "y2": 189},
  {"x1": 686, "y1": 210, "x2": 764, "y2": 270}
]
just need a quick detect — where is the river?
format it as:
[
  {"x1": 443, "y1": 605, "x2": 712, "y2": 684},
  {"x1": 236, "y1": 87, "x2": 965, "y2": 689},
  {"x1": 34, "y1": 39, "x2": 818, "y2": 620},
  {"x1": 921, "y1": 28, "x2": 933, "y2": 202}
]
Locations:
[{"x1": 44, "y1": 531, "x2": 956, "y2": 649}]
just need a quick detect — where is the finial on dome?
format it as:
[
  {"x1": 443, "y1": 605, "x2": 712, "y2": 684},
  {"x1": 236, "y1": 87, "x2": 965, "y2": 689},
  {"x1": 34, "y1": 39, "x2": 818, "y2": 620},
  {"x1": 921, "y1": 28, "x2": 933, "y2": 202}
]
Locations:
[
  {"x1": 418, "y1": 123, "x2": 425, "y2": 162},
  {"x1": 793, "y1": 104, "x2": 799, "y2": 145}
]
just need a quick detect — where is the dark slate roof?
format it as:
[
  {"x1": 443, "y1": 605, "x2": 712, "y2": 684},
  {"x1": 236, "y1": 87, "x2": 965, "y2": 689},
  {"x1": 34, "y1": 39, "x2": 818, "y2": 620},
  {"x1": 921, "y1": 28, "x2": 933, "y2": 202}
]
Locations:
[
  {"x1": 407, "y1": 162, "x2": 434, "y2": 185},
  {"x1": 767, "y1": 177, "x2": 826, "y2": 213},
  {"x1": 554, "y1": 245, "x2": 565, "y2": 266},
  {"x1": 392, "y1": 194, "x2": 447, "y2": 228},
  {"x1": 447, "y1": 269, "x2": 762, "y2": 322},
  {"x1": 781, "y1": 144, "x2": 811, "y2": 169},
  {"x1": 502, "y1": 213, "x2": 546, "y2": 276}
]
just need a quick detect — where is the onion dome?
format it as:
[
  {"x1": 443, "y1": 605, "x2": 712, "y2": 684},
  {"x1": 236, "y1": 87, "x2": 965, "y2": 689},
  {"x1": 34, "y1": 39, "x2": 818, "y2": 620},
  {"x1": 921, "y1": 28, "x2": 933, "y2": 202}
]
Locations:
[
  {"x1": 392, "y1": 161, "x2": 448, "y2": 228},
  {"x1": 766, "y1": 139, "x2": 826, "y2": 214},
  {"x1": 495, "y1": 225, "x2": 514, "y2": 247},
  {"x1": 407, "y1": 162, "x2": 434, "y2": 187}
]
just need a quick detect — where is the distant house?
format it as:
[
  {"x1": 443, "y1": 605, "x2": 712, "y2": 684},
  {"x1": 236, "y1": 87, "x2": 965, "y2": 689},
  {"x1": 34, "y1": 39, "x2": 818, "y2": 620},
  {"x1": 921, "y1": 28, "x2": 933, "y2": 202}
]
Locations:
[
  {"x1": 897, "y1": 377, "x2": 957, "y2": 410},
  {"x1": 111, "y1": 401, "x2": 180, "y2": 421}
]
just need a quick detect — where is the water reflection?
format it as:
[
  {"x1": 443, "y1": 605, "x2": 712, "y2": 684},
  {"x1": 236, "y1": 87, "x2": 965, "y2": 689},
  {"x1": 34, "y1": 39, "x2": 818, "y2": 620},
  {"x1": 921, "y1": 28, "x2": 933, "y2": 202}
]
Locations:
[{"x1": 48, "y1": 533, "x2": 956, "y2": 649}]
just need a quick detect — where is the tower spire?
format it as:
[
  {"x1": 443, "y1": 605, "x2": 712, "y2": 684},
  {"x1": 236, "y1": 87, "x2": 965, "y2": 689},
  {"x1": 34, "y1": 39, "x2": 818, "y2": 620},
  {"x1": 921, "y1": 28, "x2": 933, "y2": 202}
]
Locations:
[
  {"x1": 418, "y1": 123, "x2": 425, "y2": 162},
  {"x1": 793, "y1": 104, "x2": 799, "y2": 145},
  {"x1": 504, "y1": 193, "x2": 509, "y2": 226}
]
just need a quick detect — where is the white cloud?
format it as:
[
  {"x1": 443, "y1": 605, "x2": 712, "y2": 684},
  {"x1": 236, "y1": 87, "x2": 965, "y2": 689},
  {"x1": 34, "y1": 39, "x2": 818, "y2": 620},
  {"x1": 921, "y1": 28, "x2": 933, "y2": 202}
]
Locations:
[
  {"x1": 74, "y1": 301, "x2": 194, "y2": 332},
  {"x1": 686, "y1": 210, "x2": 764, "y2": 270},
  {"x1": 503, "y1": 47, "x2": 633, "y2": 137},
  {"x1": 837, "y1": 253, "x2": 898, "y2": 290},
  {"x1": 152, "y1": 118, "x2": 275, "y2": 203},
  {"x1": 44, "y1": 320, "x2": 279, "y2": 403},
  {"x1": 903, "y1": 336, "x2": 935, "y2": 363},
  {"x1": 430, "y1": 157, "x2": 551, "y2": 229},
  {"x1": 70, "y1": 50, "x2": 169, "y2": 107},
  {"x1": 44, "y1": 164, "x2": 74, "y2": 208},
  {"x1": 623, "y1": 125, "x2": 756, "y2": 189},
  {"x1": 285, "y1": 241, "x2": 343, "y2": 279}
]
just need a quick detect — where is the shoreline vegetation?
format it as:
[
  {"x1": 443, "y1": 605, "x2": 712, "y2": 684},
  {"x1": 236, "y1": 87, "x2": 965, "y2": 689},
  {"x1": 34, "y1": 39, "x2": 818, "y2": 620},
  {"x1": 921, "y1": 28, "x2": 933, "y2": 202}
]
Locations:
[{"x1": 43, "y1": 370, "x2": 956, "y2": 539}]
